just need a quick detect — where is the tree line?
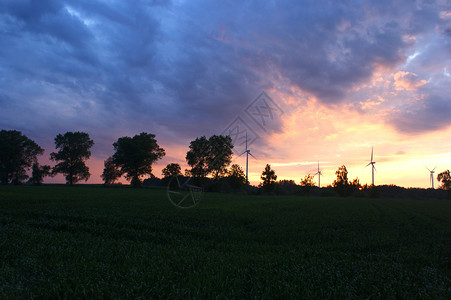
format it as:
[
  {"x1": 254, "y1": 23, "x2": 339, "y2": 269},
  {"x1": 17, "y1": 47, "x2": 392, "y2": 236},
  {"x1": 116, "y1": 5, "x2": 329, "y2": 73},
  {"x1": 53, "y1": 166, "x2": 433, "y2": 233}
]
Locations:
[
  {"x1": 1, "y1": 129, "x2": 451, "y2": 194},
  {"x1": 0, "y1": 130, "x2": 237, "y2": 188}
]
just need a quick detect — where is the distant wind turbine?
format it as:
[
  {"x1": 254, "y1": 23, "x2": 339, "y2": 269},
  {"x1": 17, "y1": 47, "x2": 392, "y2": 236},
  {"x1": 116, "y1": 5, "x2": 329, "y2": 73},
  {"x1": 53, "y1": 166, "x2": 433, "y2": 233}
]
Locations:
[
  {"x1": 365, "y1": 147, "x2": 376, "y2": 186},
  {"x1": 427, "y1": 167, "x2": 436, "y2": 189},
  {"x1": 314, "y1": 161, "x2": 323, "y2": 188},
  {"x1": 239, "y1": 132, "x2": 255, "y2": 184}
]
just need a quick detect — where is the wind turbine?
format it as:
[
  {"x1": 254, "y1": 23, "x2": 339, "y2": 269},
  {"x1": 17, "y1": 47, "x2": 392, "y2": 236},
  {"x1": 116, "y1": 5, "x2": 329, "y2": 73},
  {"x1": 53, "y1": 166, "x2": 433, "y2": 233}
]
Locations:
[
  {"x1": 314, "y1": 161, "x2": 323, "y2": 188},
  {"x1": 427, "y1": 167, "x2": 436, "y2": 189},
  {"x1": 239, "y1": 132, "x2": 255, "y2": 184},
  {"x1": 366, "y1": 147, "x2": 376, "y2": 186}
]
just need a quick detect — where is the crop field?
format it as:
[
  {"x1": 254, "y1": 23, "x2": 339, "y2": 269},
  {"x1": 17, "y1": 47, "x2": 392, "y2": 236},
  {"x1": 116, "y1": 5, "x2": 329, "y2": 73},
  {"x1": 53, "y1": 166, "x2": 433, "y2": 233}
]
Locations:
[{"x1": 0, "y1": 185, "x2": 450, "y2": 298}]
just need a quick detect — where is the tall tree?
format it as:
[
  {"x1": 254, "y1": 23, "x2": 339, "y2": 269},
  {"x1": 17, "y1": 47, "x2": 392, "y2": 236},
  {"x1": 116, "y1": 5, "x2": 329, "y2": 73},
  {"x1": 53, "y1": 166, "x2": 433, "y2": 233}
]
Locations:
[
  {"x1": 29, "y1": 162, "x2": 51, "y2": 185},
  {"x1": 162, "y1": 163, "x2": 182, "y2": 178},
  {"x1": 101, "y1": 157, "x2": 122, "y2": 185},
  {"x1": 260, "y1": 164, "x2": 277, "y2": 192},
  {"x1": 0, "y1": 130, "x2": 44, "y2": 184},
  {"x1": 50, "y1": 132, "x2": 94, "y2": 185},
  {"x1": 186, "y1": 136, "x2": 210, "y2": 177},
  {"x1": 333, "y1": 165, "x2": 348, "y2": 187},
  {"x1": 207, "y1": 135, "x2": 234, "y2": 179},
  {"x1": 112, "y1": 132, "x2": 165, "y2": 187},
  {"x1": 437, "y1": 170, "x2": 451, "y2": 190},
  {"x1": 186, "y1": 135, "x2": 233, "y2": 179},
  {"x1": 333, "y1": 165, "x2": 349, "y2": 196}
]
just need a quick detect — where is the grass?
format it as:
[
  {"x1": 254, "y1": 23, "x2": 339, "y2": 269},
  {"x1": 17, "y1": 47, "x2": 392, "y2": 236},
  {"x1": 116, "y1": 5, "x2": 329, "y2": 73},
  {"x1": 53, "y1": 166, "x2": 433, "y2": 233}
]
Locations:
[{"x1": 0, "y1": 185, "x2": 450, "y2": 298}]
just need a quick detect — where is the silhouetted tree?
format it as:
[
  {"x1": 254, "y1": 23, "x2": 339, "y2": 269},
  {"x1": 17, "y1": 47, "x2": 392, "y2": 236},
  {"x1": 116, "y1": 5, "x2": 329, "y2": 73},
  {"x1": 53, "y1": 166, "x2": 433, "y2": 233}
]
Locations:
[
  {"x1": 50, "y1": 132, "x2": 94, "y2": 185},
  {"x1": 101, "y1": 157, "x2": 122, "y2": 185},
  {"x1": 437, "y1": 170, "x2": 451, "y2": 190},
  {"x1": 208, "y1": 135, "x2": 234, "y2": 179},
  {"x1": 260, "y1": 164, "x2": 277, "y2": 193},
  {"x1": 29, "y1": 162, "x2": 51, "y2": 185},
  {"x1": 300, "y1": 174, "x2": 315, "y2": 187},
  {"x1": 186, "y1": 135, "x2": 233, "y2": 179},
  {"x1": 0, "y1": 130, "x2": 44, "y2": 184},
  {"x1": 350, "y1": 177, "x2": 361, "y2": 188},
  {"x1": 277, "y1": 179, "x2": 299, "y2": 194},
  {"x1": 112, "y1": 132, "x2": 165, "y2": 187},
  {"x1": 332, "y1": 165, "x2": 349, "y2": 196},
  {"x1": 333, "y1": 165, "x2": 348, "y2": 185},
  {"x1": 349, "y1": 177, "x2": 362, "y2": 194},
  {"x1": 299, "y1": 174, "x2": 315, "y2": 194},
  {"x1": 162, "y1": 163, "x2": 182, "y2": 178},
  {"x1": 227, "y1": 164, "x2": 246, "y2": 188},
  {"x1": 186, "y1": 136, "x2": 209, "y2": 177}
]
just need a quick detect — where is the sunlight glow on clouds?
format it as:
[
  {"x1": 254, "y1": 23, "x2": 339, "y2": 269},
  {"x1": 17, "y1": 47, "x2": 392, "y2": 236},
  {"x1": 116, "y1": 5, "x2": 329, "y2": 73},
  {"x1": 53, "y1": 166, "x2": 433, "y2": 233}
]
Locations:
[
  {"x1": 393, "y1": 71, "x2": 427, "y2": 90},
  {"x1": 1, "y1": 0, "x2": 450, "y2": 188}
]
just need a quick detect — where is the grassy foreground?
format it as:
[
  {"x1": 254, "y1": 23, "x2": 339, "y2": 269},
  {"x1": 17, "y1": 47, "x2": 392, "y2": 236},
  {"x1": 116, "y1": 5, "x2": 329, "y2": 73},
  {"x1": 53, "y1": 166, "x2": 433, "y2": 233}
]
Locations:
[{"x1": 0, "y1": 185, "x2": 450, "y2": 299}]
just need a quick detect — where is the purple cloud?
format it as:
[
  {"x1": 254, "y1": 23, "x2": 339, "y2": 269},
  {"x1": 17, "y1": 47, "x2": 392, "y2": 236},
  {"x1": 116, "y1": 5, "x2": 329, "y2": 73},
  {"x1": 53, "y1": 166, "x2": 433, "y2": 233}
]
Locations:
[{"x1": 0, "y1": 0, "x2": 449, "y2": 157}]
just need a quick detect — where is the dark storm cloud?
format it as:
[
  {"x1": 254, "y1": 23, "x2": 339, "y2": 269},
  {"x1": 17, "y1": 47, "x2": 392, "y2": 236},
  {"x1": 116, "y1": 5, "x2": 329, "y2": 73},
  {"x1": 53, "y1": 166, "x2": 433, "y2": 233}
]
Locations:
[{"x1": 0, "y1": 0, "x2": 449, "y2": 153}]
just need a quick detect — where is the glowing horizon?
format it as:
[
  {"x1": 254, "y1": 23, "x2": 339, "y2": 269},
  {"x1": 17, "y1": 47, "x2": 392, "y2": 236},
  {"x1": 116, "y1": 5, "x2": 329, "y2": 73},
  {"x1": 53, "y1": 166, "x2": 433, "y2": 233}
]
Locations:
[{"x1": 1, "y1": 1, "x2": 450, "y2": 188}]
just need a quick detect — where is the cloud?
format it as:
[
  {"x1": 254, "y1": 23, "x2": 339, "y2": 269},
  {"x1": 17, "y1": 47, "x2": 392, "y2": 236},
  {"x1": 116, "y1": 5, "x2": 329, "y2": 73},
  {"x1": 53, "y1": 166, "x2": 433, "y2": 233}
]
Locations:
[
  {"x1": 389, "y1": 94, "x2": 451, "y2": 133},
  {"x1": 393, "y1": 71, "x2": 427, "y2": 90},
  {"x1": 0, "y1": 0, "x2": 450, "y2": 158}
]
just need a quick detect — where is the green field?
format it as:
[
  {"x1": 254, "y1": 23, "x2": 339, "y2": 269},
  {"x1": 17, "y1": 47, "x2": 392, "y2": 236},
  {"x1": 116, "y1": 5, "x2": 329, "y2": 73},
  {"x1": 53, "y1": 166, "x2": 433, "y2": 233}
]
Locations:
[{"x1": 0, "y1": 186, "x2": 450, "y2": 298}]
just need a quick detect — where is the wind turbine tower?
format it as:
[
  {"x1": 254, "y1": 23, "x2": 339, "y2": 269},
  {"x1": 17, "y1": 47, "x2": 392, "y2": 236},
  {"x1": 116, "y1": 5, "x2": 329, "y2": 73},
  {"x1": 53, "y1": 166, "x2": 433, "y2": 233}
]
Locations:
[
  {"x1": 427, "y1": 167, "x2": 436, "y2": 189},
  {"x1": 239, "y1": 132, "x2": 255, "y2": 184},
  {"x1": 314, "y1": 161, "x2": 323, "y2": 188},
  {"x1": 366, "y1": 147, "x2": 376, "y2": 186}
]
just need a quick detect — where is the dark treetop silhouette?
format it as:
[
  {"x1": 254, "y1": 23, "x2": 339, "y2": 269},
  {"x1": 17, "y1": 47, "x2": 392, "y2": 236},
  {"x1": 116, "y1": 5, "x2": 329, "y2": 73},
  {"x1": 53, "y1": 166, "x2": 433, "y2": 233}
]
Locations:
[
  {"x1": 162, "y1": 163, "x2": 182, "y2": 179},
  {"x1": 227, "y1": 163, "x2": 247, "y2": 188},
  {"x1": 30, "y1": 162, "x2": 51, "y2": 185},
  {"x1": 186, "y1": 135, "x2": 233, "y2": 179},
  {"x1": 101, "y1": 157, "x2": 122, "y2": 185},
  {"x1": 260, "y1": 164, "x2": 277, "y2": 193},
  {"x1": 0, "y1": 130, "x2": 44, "y2": 184},
  {"x1": 112, "y1": 132, "x2": 165, "y2": 187},
  {"x1": 437, "y1": 170, "x2": 451, "y2": 191},
  {"x1": 51, "y1": 131, "x2": 95, "y2": 185}
]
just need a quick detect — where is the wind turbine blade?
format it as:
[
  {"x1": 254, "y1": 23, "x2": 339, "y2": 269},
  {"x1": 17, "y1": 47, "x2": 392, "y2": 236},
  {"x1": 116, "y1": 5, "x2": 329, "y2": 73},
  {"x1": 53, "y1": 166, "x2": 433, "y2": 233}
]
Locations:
[
  {"x1": 371, "y1": 147, "x2": 373, "y2": 162},
  {"x1": 426, "y1": 167, "x2": 431, "y2": 172},
  {"x1": 373, "y1": 165, "x2": 377, "y2": 172},
  {"x1": 239, "y1": 151, "x2": 247, "y2": 157},
  {"x1": 433, "y1": 166, "x2": 437, "y2": 171},
  {"x1": 249, "y1": 152, "x2": 256, "y2": 159},
  {"x1": 365, "y1": 162, "x2": 372, "y2": 167}
]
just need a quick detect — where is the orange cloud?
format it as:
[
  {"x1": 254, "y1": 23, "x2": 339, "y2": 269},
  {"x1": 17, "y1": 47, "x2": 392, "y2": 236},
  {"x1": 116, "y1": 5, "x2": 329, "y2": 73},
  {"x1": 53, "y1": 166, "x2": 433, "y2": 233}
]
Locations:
[
  {"x1": 239, "y1": 87, "x2": 451, "y2": 188},
  {"x1": 393, "y1": 71, "x2": 427, "y2": 91}
]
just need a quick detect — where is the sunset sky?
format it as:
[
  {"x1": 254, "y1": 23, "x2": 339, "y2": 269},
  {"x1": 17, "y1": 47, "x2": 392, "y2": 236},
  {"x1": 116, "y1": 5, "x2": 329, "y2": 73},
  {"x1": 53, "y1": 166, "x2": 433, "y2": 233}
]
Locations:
[{"x1": 1, "y1": 0, "x2": 450, "y2": 187}]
